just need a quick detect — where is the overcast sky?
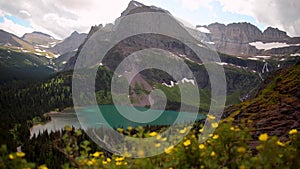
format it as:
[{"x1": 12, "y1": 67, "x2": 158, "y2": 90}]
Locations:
[{"x1": 0, "y1": 0, "x2": 299, "y2": 39}]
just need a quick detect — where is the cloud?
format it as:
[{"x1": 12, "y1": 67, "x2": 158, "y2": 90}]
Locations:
[
  {"x1": 180, "y1": 0, "x2": 300, "y2": 36},
  {"x1": 19, "y1": 10, "x2": 31, "y2": 18},
  {"x1": 0, "y1": 0, "x2": 150, "y2": 39},
  {"x1": 0, "y1": 0, "x2": 299, "y2": 39},
  {"x1": 0, "y1": 17, "x2": 34, "y2": 37},
  {"x1": 218, "y1": 0, "x2": 300, "y2": 36}
]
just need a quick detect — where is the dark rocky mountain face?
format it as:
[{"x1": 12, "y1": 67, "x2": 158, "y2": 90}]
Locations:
[
  {"x1": 49, "y1": 31, "x2": 87, "y2": 55},
  {"x1": 22, "y1": 31, "x2": 60, "y2": 47}
]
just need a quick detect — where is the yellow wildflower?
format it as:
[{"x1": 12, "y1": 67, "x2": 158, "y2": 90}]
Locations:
[
  {"x1": 239, "y1": 165, "x2": 246, "y2": 169},
  {"x1": 210, "y1": 151, "x2": 216, "y2": 157},
  {"x1": 8, "y1": 154, "x2": 14, "y2": 160},
  {"x1": 164, "y1": 145, "x2": 174, "y2": 154},
  {"x1": 106, "y1": 158, "x2": 111, "y2": 162},
  {"x1": 200, "y1": 165, "x2": 205, "y2": 169},
  {"x1": 87, "y1": 160, "x2": 93, "y2": 166},
  {"x1": 289, "y1": 129, "x2": 298, "y2": 135},
  {"x1": 211, "y1": 123, "x2": 219, "y2": 128},
  {"x1": 117, "y1": 128, "x2": 124, "y2": 133},
  {"x1": 235, "y1": 128, "x2": 240, "y2": 132},
  {"x1": 212, "y1": 134, "x2": 219, "y2": 140},
  {"x1": 207, "y1": 114, "x2": 216, "y2": 120},
  {"x1": 116, "y1": 162, "x2": 122, "y2": 166},
  {"x1": 179, "y1": 128, "x2": 187, "y2": 134},
  {"x1": 183, "y1": 139, "x2": 191, "y2": 147},
  {"x1": 230, "y1": 127, "x2": 235, "y2": 131},
  {"x1": 199, "y1": 144, "x2": 205, "y2": 150},
  {"x1": 149, "y1": 131, "x2": 158, "y2": 137},
  {"x1": 92, "y1": 151, "x2": 103, "y2": 157},
  {"x1": 115, "y1": 156, "x2": 125, "y2": 162},
  {"x1": 102, "y1": 161, "x2": 108, "y2": 165},
  {"x1": 38, "y1": 165, "x2": 48, "y2": 169},
  {"x1": 276, "y1": 140, "x2": 285, "y2": 147},
  {"x1": 155, "y1": 143, "x2": 161, "y2": 147},
  {"x1": 199, "y1": 128, "x2": 204, "y2": 132},
  {"x1": 237, "y1": 147, "x2": 246, "y2": 153},
  {"x1": 258, "y1": 133, "x2": 269, "y2": 141},
  {"x1": 16, "y1": 152, "x2": 25, "y2": 158},
  {"x1": 161, "y1": 137, "x2": 167, "y2": 141},
  {"x1": 127, "y1": 126, "x2": 133, "y2": 131},
  {"x1": 156, "y1": 134, "x2": 162, "y2": 140}
]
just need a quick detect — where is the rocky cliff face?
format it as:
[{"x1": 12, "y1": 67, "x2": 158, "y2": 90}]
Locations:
[
  {"x1": 207, "y1": 22, "x2": 262, "y2": 56},
  {"x1": 262, "y1": 27, "x2": 289, "y2": 42},
  {"x1": 50, "y1": 31, "x2": 87, "y2": 55},
  {"x1": 204, "y1": 23, "x2": 300, "y2": 56}
]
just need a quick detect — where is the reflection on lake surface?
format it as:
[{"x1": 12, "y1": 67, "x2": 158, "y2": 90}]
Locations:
[{"x1": 31, "y1": 105, "x2": 205, "y2": 138}]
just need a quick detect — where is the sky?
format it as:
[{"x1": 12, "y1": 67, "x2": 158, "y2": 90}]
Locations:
[{"x1": 0, "y1": 0, "x2": 299, "y2": 40}]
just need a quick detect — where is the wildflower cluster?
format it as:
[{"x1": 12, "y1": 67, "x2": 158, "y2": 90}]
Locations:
[{"x1": 1, "y1": 122, "x2": 299, "y2": 169}]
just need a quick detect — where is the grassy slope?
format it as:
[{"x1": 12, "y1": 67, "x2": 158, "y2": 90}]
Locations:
[
  {"x1": 224, "y1": 62, "x2": 300, "y2": 139},
  {"x1": 0, "y1": 48, "x2": 54, "y2": 84}
]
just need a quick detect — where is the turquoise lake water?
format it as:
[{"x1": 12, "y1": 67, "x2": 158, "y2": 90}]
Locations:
[
  {"x1": 77, "y1": 105, "x2": 205, "y2": 128},
  {"x1": 31, "y1": 105, "x2": 205, "y2": 137}
]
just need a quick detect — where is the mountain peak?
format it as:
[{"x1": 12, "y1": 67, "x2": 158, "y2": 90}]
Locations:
[
  {"x1": 71, "y1": 31, "x2": 79, "y2": 36},
  {"x1": 121, "y1": 0, "x2": 170, "y2": 17},
  {"x1": 121, "y1": 0, "x2": 145, "y2": 16},
  {"x1": 31, "y1": 31, "x2": 52, "y2": 37},
  {"x1": 262, "y1": 27, "x2": 289, "y2": 41},
  {"x1": 129, "y1": 0, "x2": 144, "y2": 7}
]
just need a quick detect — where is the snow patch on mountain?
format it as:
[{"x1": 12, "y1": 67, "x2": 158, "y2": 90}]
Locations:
[
  {"x1": 196, "y1": 27, "x2": 210, "y2": 34},
  {"x1": 248, "y1": 57, "x2": 259, "y2": 60},
  {"x1": 216, "y1": 62, "x2": 228, "y2": 66},
  {"x1": 162, "y1": 78, "x2": 195, "y2": 88},
  {"x1": 249, "y1": 41, "x2": 300, "y2": 50},
  {"x1": 253, "y1": 55, "x2": 271, "y2": 59},
  {"x1": 291, "y1": 53, "x2": 300, "y2": 57}
]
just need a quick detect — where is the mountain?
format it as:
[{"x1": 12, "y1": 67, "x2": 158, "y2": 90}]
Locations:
[
  {"x1": 198, "y1": 22, "x2": 300, "y2": 57},
  {"x1": 22, "y1": 31, "x2": 60, "y2": 48},
  {"x1": 223, "y1": 62, "x2": 300, "y2": 140},
  {"x1": 62, "y1": 25, "x2": 103, "y2": 71},
  {"x1": 0, "y1": 29, "x2": 33, "y2": 49},
  {"x1": 0, "y1": 29, "x2": 60, "y2": 58},
  {"x1": 49, "y1": 31, "x2": 87, "y2": 55},
  {"x1": 63, "y1": 1, "x2": 300, "y2": 109}
]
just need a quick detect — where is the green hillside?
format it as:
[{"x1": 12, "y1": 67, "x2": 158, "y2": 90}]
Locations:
[{"x1": 0, "y1": 48, "x2": 54, "y2": 85}]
